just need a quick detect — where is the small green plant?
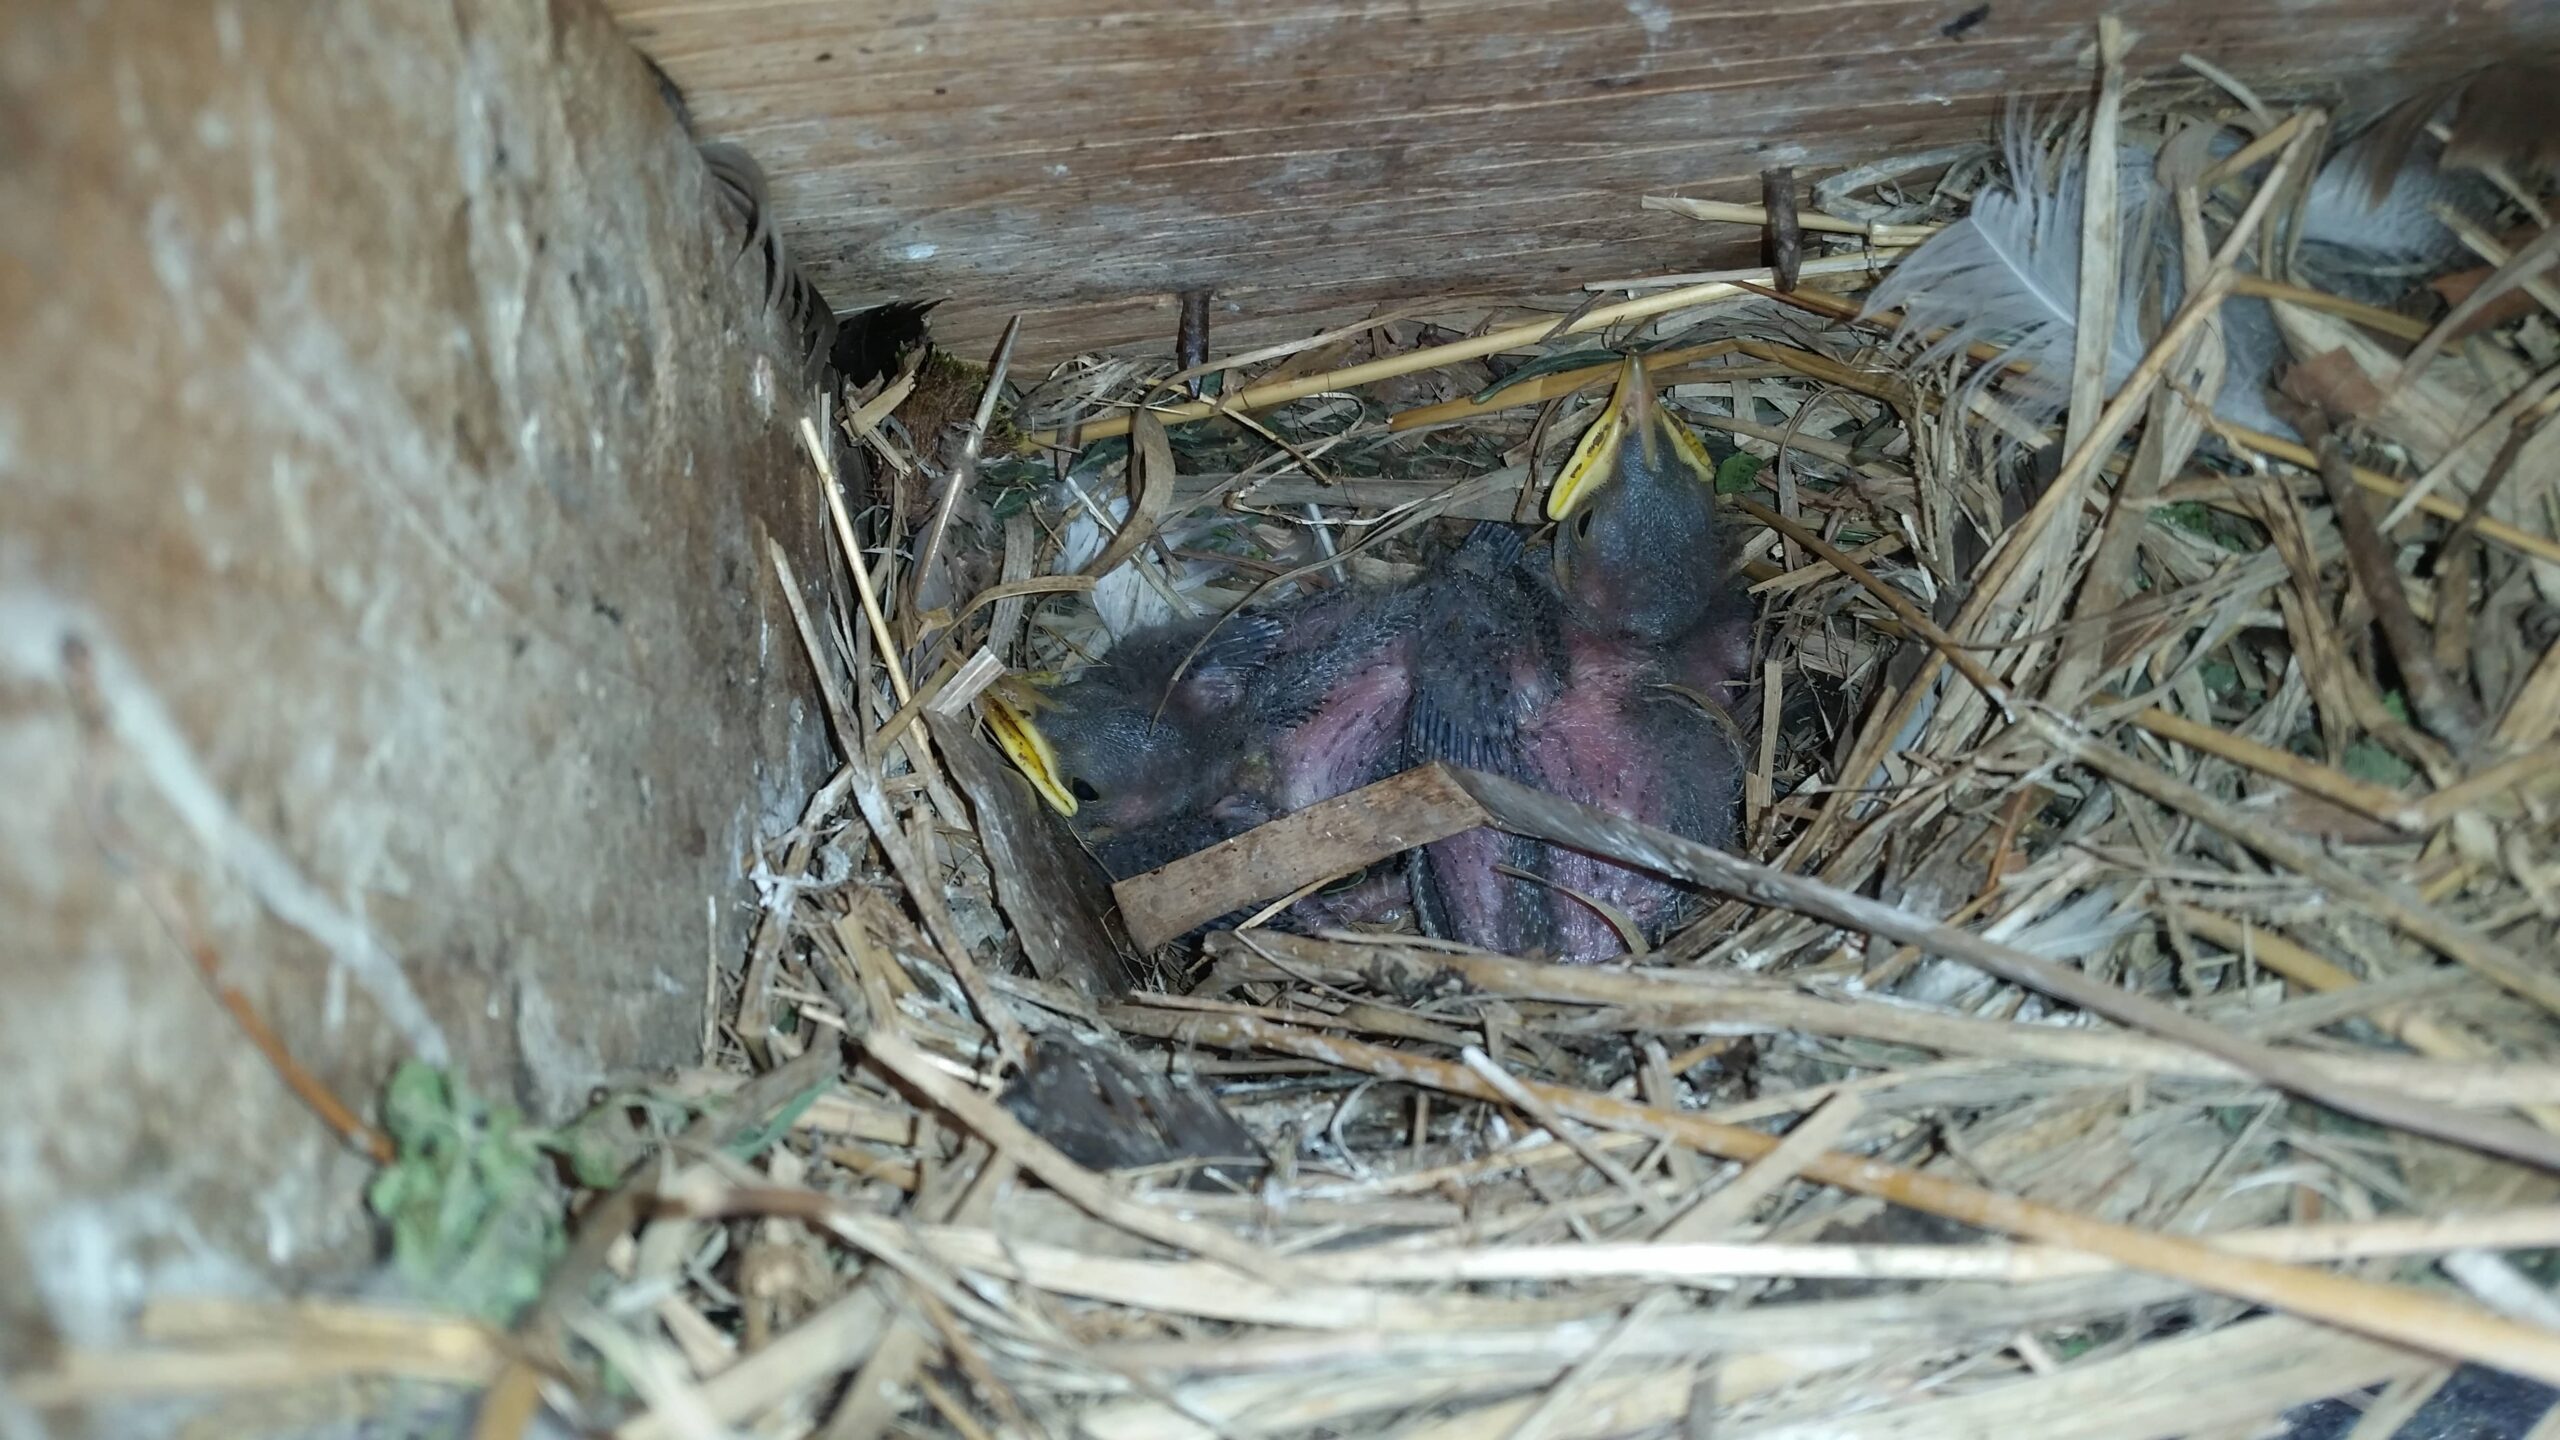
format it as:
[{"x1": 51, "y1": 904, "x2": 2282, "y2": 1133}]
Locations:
[
  {"x1": 2343, "y1": 738, "x2": 2417, "y2": 786},
  {"x1": 365, "y1": 1063, "x2": 827, "y2": 1326},
  {"x1": 1714, "y1": 451, "x2": 1764, "y2": 494},
  {"x1": 365, "y1": 1062, "x2": 567, "y2": 1326},
  {"x1": 2154, "y1": 501, "x2": 2258, "y2": 554}
]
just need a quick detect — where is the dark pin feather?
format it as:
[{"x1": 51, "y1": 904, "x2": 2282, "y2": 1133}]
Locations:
[{"x1": 695, "y1": 145, "x2": 941, "y2": 387}]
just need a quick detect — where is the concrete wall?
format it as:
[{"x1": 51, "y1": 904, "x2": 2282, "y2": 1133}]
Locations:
[{"x1": 0, "y1": 0, "x2": 838, "y2": 1378}]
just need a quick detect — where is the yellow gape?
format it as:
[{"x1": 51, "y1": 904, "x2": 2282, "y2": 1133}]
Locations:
[
  {"x1": 983, "y1": 674, "x2": 1080, "y2": 817},
  {"x1": 1545, "y1": 353, "x2": 1721, "y2": 523}
]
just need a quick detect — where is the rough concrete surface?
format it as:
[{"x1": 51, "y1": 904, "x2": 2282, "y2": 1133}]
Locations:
[{"x1": 0, "y1": 0, "x2": 838, "y2": 1402}]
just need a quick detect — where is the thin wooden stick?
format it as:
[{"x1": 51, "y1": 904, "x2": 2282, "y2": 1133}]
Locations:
[
  {"x1": 2418, "y1": 744, "x2": 2560, "y2": 826},
  {"x1": 801, "y1": 416, "x2": 914, "y2": 706},
  {"x1": 2219, "y1": 423, "x2": 2560, "y2": 567}
]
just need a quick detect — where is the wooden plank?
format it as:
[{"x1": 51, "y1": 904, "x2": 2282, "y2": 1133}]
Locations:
[
  {"x1": 605, "y1": 0, "x2": 2550, "y2": 362},
  {"x1": 1113, "y1": 764, "x2": 1490, "y2": 949}
]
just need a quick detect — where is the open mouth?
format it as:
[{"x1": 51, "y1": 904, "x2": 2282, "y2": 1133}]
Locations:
[
  {"x1": 1546, "y1": 352, "x2": 1725, "y2": 522},
  {"x1": 983, "y1": 678, "x2": 1080, "y2": 817}
]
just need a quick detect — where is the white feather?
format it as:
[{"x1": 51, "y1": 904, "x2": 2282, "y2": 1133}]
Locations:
[
  {"x1": 1861, "y1": 124, "x2": 2151, "y2": 428},
  {"x1": 1865, "y1": 120, "x2": 2490, "y2": 442}
]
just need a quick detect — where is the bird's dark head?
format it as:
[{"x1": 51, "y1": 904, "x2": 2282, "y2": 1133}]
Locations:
[
  {"x1": 987, "y1": 673, "x2": 1206, "y2": 831},
  {"x1": 984, "y1": 616, "x2": 1277, "y2": 829},
  {"x1": 1546, "y1": 354, "x2": 1731, "y2": 647}
]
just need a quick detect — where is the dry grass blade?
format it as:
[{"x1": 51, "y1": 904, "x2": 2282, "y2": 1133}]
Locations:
[
  {"x1": 1448, "y1": 764, "x2": 2560, "y2": 1173},
  {"x1": 2064, "y1": 18, "x2": 2132, "y2": 459},
  {"x1": 1078, "y1": 407, "x2": 1178, "y2": 581},
  {"x1": 1116, "y1": 1008, "x2": 2560, "y2": 1385}
]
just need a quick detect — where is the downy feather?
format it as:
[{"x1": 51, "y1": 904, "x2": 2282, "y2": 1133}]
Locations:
[
  {"x1": 1861, "y1": 119, "x2": 2151, "y2": 429},
  {"x1": 1865, "y1": 115, "x2": 2494, "y2": 441}
]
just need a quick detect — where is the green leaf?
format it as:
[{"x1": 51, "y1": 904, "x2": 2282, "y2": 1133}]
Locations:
[
  {"x1": 379, "y1": 1060, "x2": 458, "y2": 1147},
  {"x1": 1714, "y1": 451, "x2": 1764, "y2": 494},
  {"x1": 2156, "y1": 501, "x2": 2216, "y2": 536},
  {"x1": 365, "y1": 1064, "x2": 567, "y2": 1326},
  {"x1": 2343, "y1": 739, "x2": 2416, "y2": 786}
]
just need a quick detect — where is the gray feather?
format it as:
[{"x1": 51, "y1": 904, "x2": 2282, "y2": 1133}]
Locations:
[
  {"x1": 1866, "y1": 119, "x2": 2494, "y2": 442},
  {"x1": 1861, "y1": 124, "x2": 2147, "y2": 427}
]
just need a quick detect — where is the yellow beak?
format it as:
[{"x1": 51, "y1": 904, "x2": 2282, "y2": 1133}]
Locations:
[
  {"x1": 1544, "y1": 352, "x2": 1721, "y2": 521},
  {"x1": 983, "y1": 674, "x2": 1079, "y2": 817}
]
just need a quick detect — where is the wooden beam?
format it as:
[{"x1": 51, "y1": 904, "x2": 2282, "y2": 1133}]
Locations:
[{"x1": 606, "y1": 0, "x2": 2549, "y2": 361}]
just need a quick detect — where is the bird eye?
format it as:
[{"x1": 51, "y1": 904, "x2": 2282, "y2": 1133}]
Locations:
[
  {"x1": 1068, "y1": 777, "x2": 1101, "y2": 803},
  {"x1": 1574, "y1": 510, "x2": 1596, "y2": 538}
]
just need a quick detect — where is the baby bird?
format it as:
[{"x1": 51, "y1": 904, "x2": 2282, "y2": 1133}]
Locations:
[
  {"x1": 986, "y1": 611, "x2": 1283, "y2": 857},
  {"x1": 1545, "y1": 353, "x2": 1756, "y2": 695},
  {"x1": 1405, "y1": 355, "x2": 1751, "y2": 962},
  {"x1": 1403, "y1": 523, "x2": 1576, "y2": 956},
  {"x1": 1530, "y1": 353, "x2": 1752, "y2": 958},
  {"x1": 990, "y1": 579, "x2": 1425, "y2": 931},
  {"x1": 1240, "y1": 578, "x2": 1430, "y2": 813}
]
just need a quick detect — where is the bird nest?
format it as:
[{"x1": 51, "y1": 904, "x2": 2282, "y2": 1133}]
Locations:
[{"x1": 66, "y1": 45, "x2": 2560, "y2": 1440}]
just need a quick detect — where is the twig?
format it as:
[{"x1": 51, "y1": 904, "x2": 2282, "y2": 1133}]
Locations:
[{"x1": 58, "y1": 638, "x2": 393, "y2": 1165}]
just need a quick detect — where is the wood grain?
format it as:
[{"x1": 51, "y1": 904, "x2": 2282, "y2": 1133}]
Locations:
[{"x1": 605, "y1": 0, "x2": 2549, "y2": 361}]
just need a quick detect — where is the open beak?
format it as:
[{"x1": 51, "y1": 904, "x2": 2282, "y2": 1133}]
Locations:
[
  {"x1": 984, "y1": 673, "x2": 1079, "y2": 817},
  {"x1": 1544, "y1": 352, "x2": 1721, "y2": 522}
]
